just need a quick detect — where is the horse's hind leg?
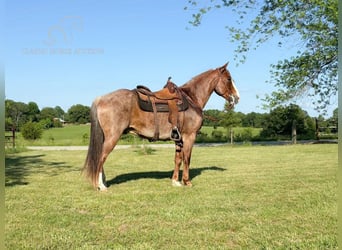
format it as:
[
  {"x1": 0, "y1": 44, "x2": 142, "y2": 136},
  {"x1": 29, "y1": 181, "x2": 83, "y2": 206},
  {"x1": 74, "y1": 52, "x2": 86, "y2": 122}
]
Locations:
[{"x1": 97, "y1": 137, "x2": 118, "y2": 191}]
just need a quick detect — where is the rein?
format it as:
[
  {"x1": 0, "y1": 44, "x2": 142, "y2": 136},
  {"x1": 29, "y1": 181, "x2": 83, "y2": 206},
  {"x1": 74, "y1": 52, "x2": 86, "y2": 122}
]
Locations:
[{"x1": 179, "y1": 89, "x2": 203, "y2": 118}]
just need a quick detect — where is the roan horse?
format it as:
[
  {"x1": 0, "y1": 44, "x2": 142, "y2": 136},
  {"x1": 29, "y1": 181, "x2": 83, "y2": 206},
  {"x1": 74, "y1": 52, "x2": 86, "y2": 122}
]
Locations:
[{"x1": 83, "y1": 63, "x2": 240, "y2": 190}]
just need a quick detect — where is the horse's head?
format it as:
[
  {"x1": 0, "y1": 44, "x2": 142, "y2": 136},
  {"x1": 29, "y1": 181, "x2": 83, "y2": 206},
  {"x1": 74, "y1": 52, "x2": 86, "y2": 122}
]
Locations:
[{"x1": 214, "y1": 62, "x2": 240, "y2": 109}]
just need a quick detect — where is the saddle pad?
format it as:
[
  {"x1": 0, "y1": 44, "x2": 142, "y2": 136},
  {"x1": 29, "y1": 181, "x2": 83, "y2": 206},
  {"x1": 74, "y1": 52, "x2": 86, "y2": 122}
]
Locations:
[{"x1": 135, "y1": 90, "x2": 189, "y2": 113}]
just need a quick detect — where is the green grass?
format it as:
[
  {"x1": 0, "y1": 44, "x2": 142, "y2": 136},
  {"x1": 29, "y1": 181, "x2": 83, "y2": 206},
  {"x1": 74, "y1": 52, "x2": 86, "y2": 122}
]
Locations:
[
  {"x1": 6, "y1": 125, "x2": 172, "y2": 147},
  {"x1": 5, "y1": 144, "x2": 337, "y2": 249},
  {"x1": 200, "y1": 126, "x2": 262, "y2": 137},
  {"x1": 6, "y1": 125, "x2": 263, "y2": 147},
  {"x1": 6, "y1": 124, "x2": 91, "y2": 146}
]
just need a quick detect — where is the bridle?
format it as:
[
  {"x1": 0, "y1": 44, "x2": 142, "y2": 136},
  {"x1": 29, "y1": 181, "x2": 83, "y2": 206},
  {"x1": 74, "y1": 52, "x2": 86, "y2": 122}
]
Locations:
[{"x1": 215, "y1": 74, "x2": 237, "y2": 108}]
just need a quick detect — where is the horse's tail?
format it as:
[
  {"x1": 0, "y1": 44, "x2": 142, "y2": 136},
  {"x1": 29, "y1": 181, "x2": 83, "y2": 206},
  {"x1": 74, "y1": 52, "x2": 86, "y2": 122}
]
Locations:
[{"x1": 83, "y1": 101, "x2": 104, "y2": 188}]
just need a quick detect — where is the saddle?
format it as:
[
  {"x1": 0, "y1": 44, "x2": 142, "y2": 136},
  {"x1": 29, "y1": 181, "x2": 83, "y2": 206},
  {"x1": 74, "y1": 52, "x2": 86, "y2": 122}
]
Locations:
[
  {"x1": 135, "y1": 81, "x2": 189, "y2": 113},
  {"x1": 134, "y1": 78, "x2": 189, "y2": 142}
]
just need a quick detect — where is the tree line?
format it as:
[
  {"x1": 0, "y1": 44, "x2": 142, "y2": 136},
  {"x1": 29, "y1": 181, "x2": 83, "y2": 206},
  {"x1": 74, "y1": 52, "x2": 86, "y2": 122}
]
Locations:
[
  {"x1": 204, "y1": 103, "x2": 337, "y2": 140},
  {"x1": 5, "y1": 99, "x2": 338, "y2": 141},
  {"x1": 5, "y1": 100, "x2": 90, "y2": 137}
]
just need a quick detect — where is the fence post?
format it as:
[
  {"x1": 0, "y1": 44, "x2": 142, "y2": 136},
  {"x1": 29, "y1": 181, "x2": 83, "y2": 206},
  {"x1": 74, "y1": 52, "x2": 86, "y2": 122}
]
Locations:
[
  {"x1": 315, "y1": 117, "x2": 320, "y2": 141},
  {"x1": 292, "y1": 120, "x2": 297, "y2": 144},
  {"x1": 230, "y1": 128, "x2": 234, "y2": 144},
  {"x1": 12, "y1": 129, "x2": 16, "y2": 148}
]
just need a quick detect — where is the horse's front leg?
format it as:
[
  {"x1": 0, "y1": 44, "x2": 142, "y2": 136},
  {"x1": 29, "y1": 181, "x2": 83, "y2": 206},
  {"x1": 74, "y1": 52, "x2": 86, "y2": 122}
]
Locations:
[
  {"x1": 181, "y1": 134, "x2": 196, "y2": 187},
  {"x1": 171, "y1": 143, "x2": 183, "y2": 187}
]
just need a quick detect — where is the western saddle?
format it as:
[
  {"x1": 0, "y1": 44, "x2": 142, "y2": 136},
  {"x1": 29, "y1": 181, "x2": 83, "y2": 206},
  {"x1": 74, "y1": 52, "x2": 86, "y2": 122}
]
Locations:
[{"x1": 135, "y1": 77, "x2": 189, "y2": 141}]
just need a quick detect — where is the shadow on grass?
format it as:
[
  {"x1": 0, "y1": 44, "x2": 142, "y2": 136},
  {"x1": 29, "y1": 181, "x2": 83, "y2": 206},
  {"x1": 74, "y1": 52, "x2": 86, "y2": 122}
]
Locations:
[
  {"x1": 107, "y1": 166, "x2": 226, "y2": 186},
  {"x1": 5, "y1": 154, "x2": 72, "y2": 187}
]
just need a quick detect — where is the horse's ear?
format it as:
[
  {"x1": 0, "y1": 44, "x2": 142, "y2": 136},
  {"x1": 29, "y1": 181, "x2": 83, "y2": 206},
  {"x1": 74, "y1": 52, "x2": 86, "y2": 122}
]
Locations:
[{"x1": 218, "y1": 62, "x2": 229, "y2": 73}]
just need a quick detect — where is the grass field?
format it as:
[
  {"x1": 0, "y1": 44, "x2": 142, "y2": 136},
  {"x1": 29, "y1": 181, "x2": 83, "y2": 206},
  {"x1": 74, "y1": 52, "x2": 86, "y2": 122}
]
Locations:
[
  {"x1": 5, "y1": 125, "x2": 263, "y2": 147},
  {"x1": 6, "y1": 124, "x2": 169, "y2": 147},
  {"x1": 5, "y1": 144, "x2": 337, "y2": 249},
  {"x1": 6, "y1": 124, "x2": 92, "y2": 147}
]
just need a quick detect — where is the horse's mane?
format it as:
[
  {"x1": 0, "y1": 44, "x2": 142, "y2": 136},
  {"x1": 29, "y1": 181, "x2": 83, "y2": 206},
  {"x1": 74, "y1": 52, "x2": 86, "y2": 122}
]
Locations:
[
  {"x1": 178, "y1": 68, "x2": 217, "y2": 113},
  {"x1": 180, "y1": 68, "x2": 216, "y2": 89}
]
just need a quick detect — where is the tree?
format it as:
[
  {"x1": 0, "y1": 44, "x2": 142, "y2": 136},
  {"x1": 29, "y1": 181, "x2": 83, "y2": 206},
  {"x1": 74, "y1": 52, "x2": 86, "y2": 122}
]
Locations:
[
  {"x1": 21, "y1": 121, "x2": 43, "y2": 140},
  {"x1": 241, "y1": 112, "x2": 267, "y2": 128},
  {"x1": 5, "y1": 99, "x2": 29, "y2": 130},
  {"x1": 54, "y1": 106, "x2": 65, "y2": 119},
  {"x1": 27, "y1": 101, "x2": 40, "y2": 122},
  {"x1": 332, "y1": 108, "x2": 338, "y2": 121},
  {"x1": 219, "y1": 105, "x2": 241, "y2": 143},
  {"x1": 261, "y1": 104, "x2": 315, "y2": 139},
  {"x1": 220, "y1": 106, "x2": 241, "y2": 129},
  {"x1": 185, "y1": 0, "x2": 337, "y2": 114},
  {"x1": 203, "y1": 109, "x2": 222, "y2": 127},
  {"x1": 40, "y1": 107, "x2": 57, "y2": 120},
  {"x1": 325, "y1": 107, "x2": 338, "y2": 132},
  {"x1": 39, "y1": 107, "x2": 58, "y2": 128},
  {"x1": 67, "y1": 104, "x2": 90, "y2": 124}
]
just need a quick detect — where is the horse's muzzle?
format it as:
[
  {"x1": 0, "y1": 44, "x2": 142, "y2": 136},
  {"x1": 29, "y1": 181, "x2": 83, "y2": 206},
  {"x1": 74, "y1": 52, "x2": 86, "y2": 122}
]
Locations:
[{"x1": 227, "y1": 95, "x2": 239, "y2": 109}]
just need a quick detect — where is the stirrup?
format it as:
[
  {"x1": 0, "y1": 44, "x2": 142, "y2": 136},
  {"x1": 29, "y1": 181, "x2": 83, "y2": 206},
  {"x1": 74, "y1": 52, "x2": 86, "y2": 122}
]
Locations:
[{"x1": 170, "y1": 127, "x2": 182, "y2": 141}]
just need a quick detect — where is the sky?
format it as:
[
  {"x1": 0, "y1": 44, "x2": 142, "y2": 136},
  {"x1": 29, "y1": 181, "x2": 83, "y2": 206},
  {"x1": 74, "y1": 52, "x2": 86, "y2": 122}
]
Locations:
[{"x1": 4, "y1": 0, "x2": 337, "y2": 117}]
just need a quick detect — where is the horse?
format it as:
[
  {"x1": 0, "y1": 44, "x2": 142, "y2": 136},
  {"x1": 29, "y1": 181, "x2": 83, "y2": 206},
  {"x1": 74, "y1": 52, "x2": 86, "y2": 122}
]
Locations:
[{"x1": 83, "y1": 63, "x2": 240, "y2": 191}]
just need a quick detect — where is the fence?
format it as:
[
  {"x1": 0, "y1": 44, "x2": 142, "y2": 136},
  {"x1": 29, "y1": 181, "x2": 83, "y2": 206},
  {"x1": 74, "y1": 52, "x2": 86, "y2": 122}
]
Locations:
[{"x1": 5, "y1": 130, "x2": 15, "y2": 148}]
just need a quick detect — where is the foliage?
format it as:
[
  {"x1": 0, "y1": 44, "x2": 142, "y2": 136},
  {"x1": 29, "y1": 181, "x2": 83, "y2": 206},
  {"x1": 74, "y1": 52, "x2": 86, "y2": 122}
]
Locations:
[
  {"x1": 211, "y1": 129, "x2": 224, "y2": 140},
  {"x1": 326, "y1": 108, "x2": 338, "y2": 128},
  {"x1": 5, "y1": 99, "x2": 337, "y2": 144},
  {"x1": 53, "y1": 119, "x2": 64, "y2": 128},
  {"x1": 20, "y1": 122, "x2": 43, "y2": 140},
  {"x1": 261, "y1": 104, "x2": 315, "y2": 139},
  {"x1": 54, "y1": 105, "x2": 65, "y2": 118},
  {"x1": 82, "y1": 133, "x2": 89, "y2": 143},
  {"x1": 5, "y1": 99, "x2": 29, "y2": 130},
  {"x1": 67, "y1": 104, "x2": 90, "y2": 124},
  {"x1": 234, "y1": 127, "x2": 253, "y2": 142},
  {"x1": 203, "y1": 109, "x2": 222, "y2": 127},
  {"x1": 40, "y1": 107, "x2": 57, "y2": 121},
  {"x1": 219, "y1": 107, "x2": 242, "y2": 129},
  {"x1": 27, "y1": 102, "x2": 40, "y2": 122},
  {"x1": 134, "y1": 145, "x2": 156, "y2": 155},
  {"x1": 196, "y1": 126, "x2": 262, "y2": 143},
  {"x1": 5, "y1": 145, "x2": 337, "y2": 248},
  {"x1": 185, "y1": 0, "x2": 337, "y2": 114},
  {"x1": 241, "y1": 112, "x2": 267, "y2": 128},
  {"x1": 5, "y1": 99, "x2": 67, "y2": 130},
  {"x1": 38, "y1": 118, "x2": 54, "y2": 129}
]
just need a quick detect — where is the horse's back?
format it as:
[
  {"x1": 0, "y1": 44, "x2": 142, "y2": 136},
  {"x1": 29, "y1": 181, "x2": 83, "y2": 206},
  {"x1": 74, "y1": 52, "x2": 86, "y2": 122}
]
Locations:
[
  {"x1": 94, "y1": 89, "x2": 134, "y2": 130},
  {"x1": 94, "y1": 89, "x2": 134, "y2": 111},
  {"x1": 94, "y1": 88, "x2": 133, "y2": 104}
]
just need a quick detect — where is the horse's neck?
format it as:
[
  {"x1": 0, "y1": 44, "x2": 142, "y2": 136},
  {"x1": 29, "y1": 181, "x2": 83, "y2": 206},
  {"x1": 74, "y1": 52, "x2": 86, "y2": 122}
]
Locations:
[{"x1": 181, "y1": 70, "x2": 217, "y2": 109}]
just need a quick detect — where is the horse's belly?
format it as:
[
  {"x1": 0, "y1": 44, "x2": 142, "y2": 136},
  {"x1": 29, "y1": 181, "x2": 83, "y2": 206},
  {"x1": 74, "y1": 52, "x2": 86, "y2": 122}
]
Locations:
[{"x1": 129, "y1": 103, "x2": 173, "y2": 140}]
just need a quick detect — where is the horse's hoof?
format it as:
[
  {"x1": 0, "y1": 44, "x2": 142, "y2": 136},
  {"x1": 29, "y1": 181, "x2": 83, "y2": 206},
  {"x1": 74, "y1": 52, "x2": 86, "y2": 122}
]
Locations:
[
  {"x1": 172, "y1": 180, "x2": 182, "y2": 187},
  {"x1": 97, "y1": 185, "x2": 108, "y2": 191},
  {"x1": 182, "y1": 180, "x2": 193, "y2": 187}
]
